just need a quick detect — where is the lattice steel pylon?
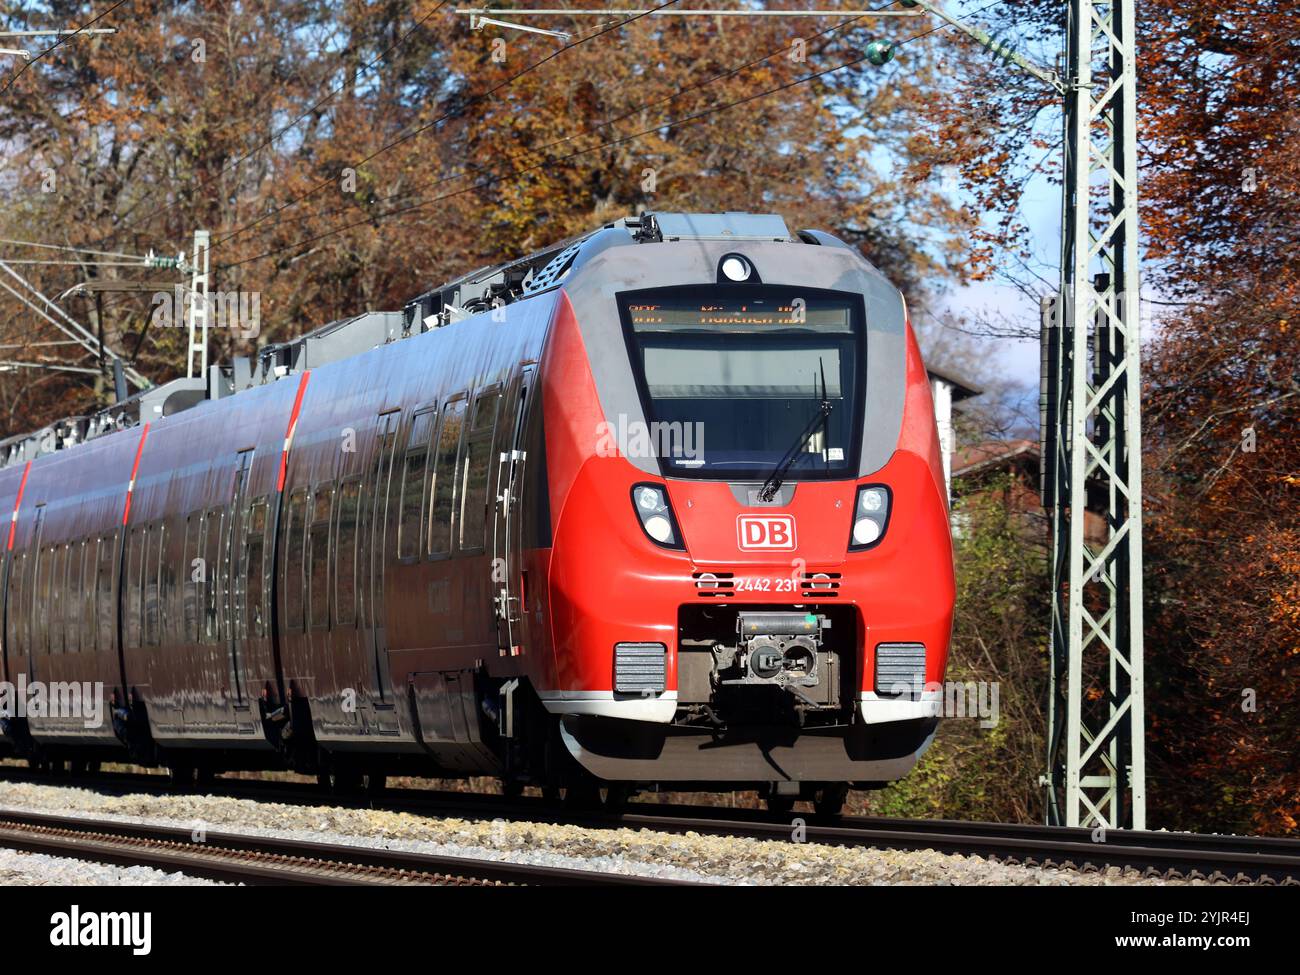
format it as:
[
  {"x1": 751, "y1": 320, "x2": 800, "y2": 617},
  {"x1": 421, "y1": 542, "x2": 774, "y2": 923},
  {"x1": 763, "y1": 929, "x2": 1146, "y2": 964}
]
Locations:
[
  {"x1": 1041, "y1": 0, "x2": 1145, "y2": 830},
  {"x1": 186, "y1": 229, "x2": 211, "y2": 380}
]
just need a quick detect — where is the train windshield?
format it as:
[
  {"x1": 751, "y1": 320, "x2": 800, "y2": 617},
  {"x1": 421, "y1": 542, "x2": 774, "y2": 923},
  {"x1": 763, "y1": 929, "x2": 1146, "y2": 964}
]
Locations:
[{"x1": 619, "y1": 285, "x2": 864, "y2": 480}]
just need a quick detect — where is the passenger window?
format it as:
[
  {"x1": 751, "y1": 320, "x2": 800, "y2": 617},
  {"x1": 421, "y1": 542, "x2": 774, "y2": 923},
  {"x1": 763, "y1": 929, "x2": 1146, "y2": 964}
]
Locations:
[
  {"x1": 459, "y1": 388, "x2": 500, "y2": 552},
  {"x1": 428, "y1": 397, "x2": 467, "y2": 557},
  {"x1": 204, "y1": 510, "x2": 223, "y2": 643},
  {"x1": 125, "y1": 530, "x2": 143, "y2": 649},
  {"x1": 65, "y1": 541, "x2": 82, "y2": 654},
  {"x1": 160, "y1": 526, "x2": 176, "y2": 645},
  {"x1": 32, "y1": 551, "x2": 44, "y2": 657},
  {"x1": 22, "y1": 551, "x2": 33, "y2": 652},
  {"x1": 335, "y1": 478, "x2": 361, "y2": 625},
  {"x1": 145, "y1": 524, "x2": 163, "y2": 647},
  {"x1": 285, "y1": 489, "x2": 307, "y2": 631},
  {"x1": 80, "y1": 540, "x2": 94, "y2": 653},
  {"x1": 183, "y1": 515, "x2": 200, "y2": 642},
  {"x1": 86, "y1": 539, "x2": 98, "y2": 653},
  {"x1": 49, "y1": 544, "x2": 66, "y2": 654},
  {"x1": 398, "y1": 408, "x2": 436, "y2": 561},
  {"x1": 309, "y1": 485, "x2": 333, "y2": 630},
  {"x1": 43, "y1": 547, "x2": 55, "y2": 654},
  {"x1": 246, "y1": 498, "x2": 268, "y2": 637},
  {"x1": 96, "y1": 535, "x2": 115, "y2": 653},
  {"x1": 473, "y1": 388, "x2": 500, "y2": 431},
  {"x1": 7, "y1": 551, "x2": 23, "y2": 657}
]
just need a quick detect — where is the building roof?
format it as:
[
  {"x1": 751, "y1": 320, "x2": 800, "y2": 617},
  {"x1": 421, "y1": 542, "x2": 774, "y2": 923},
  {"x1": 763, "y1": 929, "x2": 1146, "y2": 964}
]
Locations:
[
  {"x1": 926, "y1": 364, "x2": 982, "y2": 402},
  {"x1": 952, "y1": 438, "x2": 1039, "y2": 477}
]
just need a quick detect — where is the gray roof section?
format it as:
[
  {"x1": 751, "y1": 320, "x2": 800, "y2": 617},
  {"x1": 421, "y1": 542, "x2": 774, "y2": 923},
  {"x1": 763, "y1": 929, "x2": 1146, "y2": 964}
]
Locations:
[{"x1": 653, "y1": 212, "x2": 792, "y2": 241}]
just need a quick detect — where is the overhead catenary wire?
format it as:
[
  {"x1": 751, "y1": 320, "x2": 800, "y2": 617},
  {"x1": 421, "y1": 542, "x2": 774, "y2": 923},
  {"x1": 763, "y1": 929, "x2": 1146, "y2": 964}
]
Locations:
[
  {"x1": 219, "y1": 1, "x2": 1003, "y2": 271},
  {"x1": 0, "y1": 29, "x2": 116, "y2": 37},
  {"x1": 456, "y1": 7, "x2": 923, "y2": 17},
  {"x1": 0, "y1": 0, "x2": 128, "y2": 96},
  {"x1": 0, "y1": 259, "x2": 158, "y2": 266},
  {"x1": 0, "y1": 237, "x2": 153, "y2": 261},
  {"x1": 0, "y1": 340, "x2": 84, "y2": 349},
  {"x1": 0, "y1": 360, "x2": 103, "y2": 375},
  {"x1": 212, "y1": 0, "x2": 684, "y2": 249}
]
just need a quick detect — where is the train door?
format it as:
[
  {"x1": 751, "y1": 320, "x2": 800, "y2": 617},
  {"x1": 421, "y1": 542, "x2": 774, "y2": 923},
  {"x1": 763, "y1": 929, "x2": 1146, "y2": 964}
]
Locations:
[
  {"x1": 223, "y1": 449, "x2": 254, "y2": 706},
  {"x1": 360, "y1": 410, "x2": 400, "y2": 705},
  {"x1": 492, "y1": 366, "x2": 534, "y2": 656},
  {"x1": 1, "y1": 539, "x2": 26, "y2": 688},
  {"x1": 22, "y1": 505, "x2": 45, "y2": 683},
  {"x1": 0, "y1": 550, "x2": 9, "y2": 686},
  {"x1": 0, "y1": 532, "x2": 16, "y2": 685}
]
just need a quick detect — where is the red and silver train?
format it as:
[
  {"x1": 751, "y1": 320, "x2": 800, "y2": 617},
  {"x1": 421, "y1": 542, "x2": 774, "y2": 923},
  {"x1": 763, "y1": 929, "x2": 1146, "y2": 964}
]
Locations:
[{"x1": 0, "y1": 212, "x2": 953, "y2": 814}]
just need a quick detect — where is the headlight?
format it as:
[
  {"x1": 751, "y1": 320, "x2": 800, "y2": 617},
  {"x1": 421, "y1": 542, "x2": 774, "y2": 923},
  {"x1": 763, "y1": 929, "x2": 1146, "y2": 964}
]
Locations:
[
  {"x1": 852, "y1": 518, "x2": 881, "y2": 546},
  {"x1": 631, "y1": 483, "x2": 684, "y2": 549},
  {"x1": 859, "y1": 487, "x2": 886, "y2": 513},
  {"x1": 644, "y1": 514, "x2": 673, "y2": 543},
  {"x1": 849, "y1": 484, "x2": 891, "y2": 550},
  {"x1": 634, "y1": 485, "x2": 663, "y2": 512}
]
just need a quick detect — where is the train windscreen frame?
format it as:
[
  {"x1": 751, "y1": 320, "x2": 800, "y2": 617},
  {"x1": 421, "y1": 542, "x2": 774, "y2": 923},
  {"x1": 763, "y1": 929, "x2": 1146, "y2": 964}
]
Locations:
[{"x1": 617, "y1": 284, "x2": 866, "y2": 481}]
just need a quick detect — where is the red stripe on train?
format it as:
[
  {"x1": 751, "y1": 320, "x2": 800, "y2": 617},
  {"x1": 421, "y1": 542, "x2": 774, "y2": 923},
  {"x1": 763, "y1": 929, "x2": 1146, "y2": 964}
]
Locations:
[
  {"x1": 121, "y1": 423, "x2": 151, "y2": 525},
  {"x1": 277, "y1": 371, "x2": 312, "y2": 492},
  {"x1": 6, "y1": 460, "x2": 32, "y2": 551}
]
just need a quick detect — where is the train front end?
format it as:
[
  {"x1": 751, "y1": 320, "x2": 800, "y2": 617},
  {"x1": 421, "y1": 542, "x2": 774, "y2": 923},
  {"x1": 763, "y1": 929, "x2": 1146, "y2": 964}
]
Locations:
[{"x1": 538, "y1": 213, "x2": 954, "y2": 805}]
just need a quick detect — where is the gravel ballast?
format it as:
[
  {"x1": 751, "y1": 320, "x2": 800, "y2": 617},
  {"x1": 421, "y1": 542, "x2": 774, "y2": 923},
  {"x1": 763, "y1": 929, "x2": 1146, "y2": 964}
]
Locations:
[
  {"x1": 0, "y1": 779, "x2": 1202, "y2": 885},
  {"x1": 0, "y1": 843, "x2": 221, "y2": 886}
]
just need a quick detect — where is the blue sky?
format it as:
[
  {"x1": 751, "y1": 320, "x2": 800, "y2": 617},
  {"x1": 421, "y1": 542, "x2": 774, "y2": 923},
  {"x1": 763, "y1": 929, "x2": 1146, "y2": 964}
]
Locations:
[
  {"x1": 920, "y1": 0, "x2": 1065, "y2": 394},
  {"x1": 937, "y1": 164, "x2": 1059, "y2": 388}
]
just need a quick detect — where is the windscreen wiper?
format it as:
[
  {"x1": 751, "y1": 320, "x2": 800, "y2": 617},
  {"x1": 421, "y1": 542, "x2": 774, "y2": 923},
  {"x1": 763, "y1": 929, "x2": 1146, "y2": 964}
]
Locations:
[{"x1": 759, "y1": 361, "x2": 832, "y2": 502}]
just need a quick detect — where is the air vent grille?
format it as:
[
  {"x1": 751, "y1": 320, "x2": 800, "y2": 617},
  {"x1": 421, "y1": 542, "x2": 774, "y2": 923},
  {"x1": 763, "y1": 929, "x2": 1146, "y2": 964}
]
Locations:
[
  {"x1": 614, "y1": 643, "x2": 667, "y2": 694},
  {"x1": 693, "y1": 571, "x2": 735, "y2": 598},
  {"x1": 522, "y1": 241, "x2": 583, "y2": 294},
  {"x1": 801, "y1": 571, "x2": 841, "y2": 598},
  {"x1": 874, "y1": 643, "x2": 927, "y2": 700}
]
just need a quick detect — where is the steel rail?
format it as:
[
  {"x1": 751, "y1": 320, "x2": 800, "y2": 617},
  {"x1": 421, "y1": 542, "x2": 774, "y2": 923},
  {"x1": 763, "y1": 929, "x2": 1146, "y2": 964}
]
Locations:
[{"x1": 0, "y1": 806, "x2": 703, "y2": 886}]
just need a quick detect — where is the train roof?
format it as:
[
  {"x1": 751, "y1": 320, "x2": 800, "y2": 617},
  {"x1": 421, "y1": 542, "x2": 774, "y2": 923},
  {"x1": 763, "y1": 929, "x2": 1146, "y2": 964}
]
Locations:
[{"x1": 0, "y1": 212, "x2": 856, "y2": 471}]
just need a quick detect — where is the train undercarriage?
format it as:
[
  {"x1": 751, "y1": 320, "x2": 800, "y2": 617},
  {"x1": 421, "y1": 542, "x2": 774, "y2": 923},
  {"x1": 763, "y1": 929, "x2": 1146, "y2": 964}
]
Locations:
[{"x1": 0, "y1": 637, "x2": 935, "y2": 818}]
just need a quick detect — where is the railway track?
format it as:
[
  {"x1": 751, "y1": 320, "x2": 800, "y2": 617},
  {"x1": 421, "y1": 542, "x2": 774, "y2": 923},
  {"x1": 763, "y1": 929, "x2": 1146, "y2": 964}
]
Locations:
[
  {"x1": 0, "y1": 807, "x2": 702, "y2": 886},
  {"x1": 624, "y1": 810, "x2": 1300, "y2": 884},
  {"x1": 2, "y1": 764, "x2": 1297, "y2": 884}
]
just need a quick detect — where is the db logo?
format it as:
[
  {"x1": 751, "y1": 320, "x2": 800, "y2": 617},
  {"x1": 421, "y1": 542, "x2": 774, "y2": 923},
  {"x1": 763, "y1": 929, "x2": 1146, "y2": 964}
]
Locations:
[{"x1": 737, "y1": 514, "x2": 797, "y2": 551}]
